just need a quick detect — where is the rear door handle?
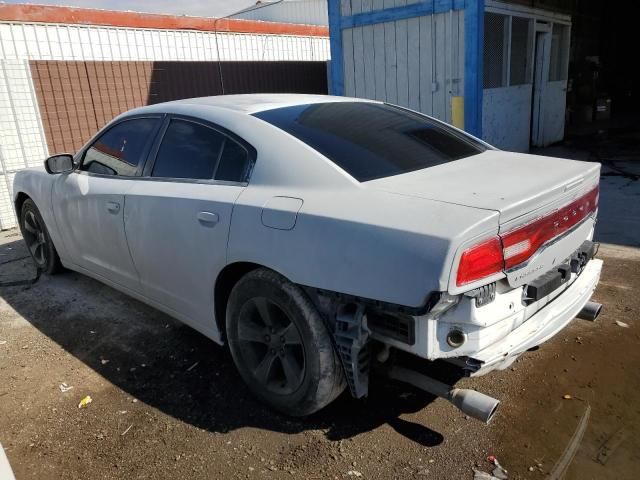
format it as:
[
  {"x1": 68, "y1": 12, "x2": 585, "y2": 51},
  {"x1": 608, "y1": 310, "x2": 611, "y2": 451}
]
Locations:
[
  {"x1": 197, "y1": 211, "x2": 219, "y2": 227},
  {"x1": 106, "y1": 201, "x2": 120, "y2": 214}
]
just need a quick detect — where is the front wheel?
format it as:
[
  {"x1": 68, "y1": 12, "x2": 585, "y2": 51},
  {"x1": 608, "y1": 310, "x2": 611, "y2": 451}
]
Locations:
[
  {"x1": 19, "y1": 199, "x2": 62, "y2": 275},
  {"x1": 226, "y1": 268, "x2": 345, "y2": 416}
]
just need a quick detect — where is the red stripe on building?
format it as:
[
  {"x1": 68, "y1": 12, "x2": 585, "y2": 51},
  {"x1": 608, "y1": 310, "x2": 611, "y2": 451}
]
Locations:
[{"x1": 0, "y1": 3, "x2": 329, "y2": 37}]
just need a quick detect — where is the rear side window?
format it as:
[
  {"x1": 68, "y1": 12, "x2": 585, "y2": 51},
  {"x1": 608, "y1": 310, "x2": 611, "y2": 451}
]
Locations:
[
  {"x1": 215, "y1": 138, "x2": 250, "y2": 182},
  {"x1": 81, "y1": 118, "x2": 159, "y2": 176},
  {"x1": 253, "y1": 102, "x2": 486, "y2": 182},
  {"x1": 152, "y1": 119, "x2": 225, "y2": 180}
]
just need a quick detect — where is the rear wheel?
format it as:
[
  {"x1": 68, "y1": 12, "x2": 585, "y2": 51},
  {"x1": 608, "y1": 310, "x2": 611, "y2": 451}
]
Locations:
[
  {"x1": 20, "y1": 199, "x2": 62, "y2": 275},
  {"x1": 226, "y1": 268, "x2": 345, "y2": 416}
]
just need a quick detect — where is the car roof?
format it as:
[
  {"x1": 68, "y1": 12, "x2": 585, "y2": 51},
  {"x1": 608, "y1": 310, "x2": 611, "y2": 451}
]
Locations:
[{"x1": 131, "y1": 94, "x2": 375, "y2": 116}]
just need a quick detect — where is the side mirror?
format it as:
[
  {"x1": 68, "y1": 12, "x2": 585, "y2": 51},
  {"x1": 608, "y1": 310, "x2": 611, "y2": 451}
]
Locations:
[{"x1": 44, "y1": 154, "x2": 74, "y2": 174}]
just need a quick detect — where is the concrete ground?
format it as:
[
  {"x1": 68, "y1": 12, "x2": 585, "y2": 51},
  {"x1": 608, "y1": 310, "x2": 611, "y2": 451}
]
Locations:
[{"x1": 1, "y1": 148, "x2": 639, "y2": 479}]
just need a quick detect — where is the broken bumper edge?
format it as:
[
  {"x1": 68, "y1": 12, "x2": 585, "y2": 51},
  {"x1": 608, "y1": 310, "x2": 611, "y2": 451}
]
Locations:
[{"x1": 465, "y1": 258, "x2": 603, "y2": 376}]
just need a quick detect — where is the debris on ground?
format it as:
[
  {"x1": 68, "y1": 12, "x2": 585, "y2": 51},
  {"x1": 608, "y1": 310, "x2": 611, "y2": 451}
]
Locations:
[
  {"x1": 615, "y1": 320, "x2": 630, "y2": 328},
  {"x1": 186, "y1": 361, "x2": 200, "y2": 372},
  {"x1": 100, "y1": 359, "x2": 110, "y2": 365},
  {"x1": 78, "y1": 395, "x2": 93, "y2": 408},
  {"x1": 563, "y1": 394, "x2": 573, "y2": 400},
  {"x1": 0, "y1": 441, "x2": 16, "y2": 480},
  {"x1": 346, "y1": 471, "x2": 363, "y2": 477},
  {"x1": 0, "y1": 340, "x2": 6, "y2": 345},
  {"x1": 59, "y1": 383, "x2": 73, "y2": 393},
  {"x1": 472, "y1": 468, "x2": 502, "y2": 480},
  {"x1": 487, "y1": 455, "x2": 508, "y2": 479},
  {"x1": 121, "y1": 424, "x2": 133, "y2": 436}
]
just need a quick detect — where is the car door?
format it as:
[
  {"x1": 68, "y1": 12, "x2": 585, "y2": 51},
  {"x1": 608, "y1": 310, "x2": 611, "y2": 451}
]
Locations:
[
  {"x1": 52, "y1": 116, "x2": 162, "y2": 292},
  {"x1": 123, "y1": 116, "x2": 254, "y2": 337}
]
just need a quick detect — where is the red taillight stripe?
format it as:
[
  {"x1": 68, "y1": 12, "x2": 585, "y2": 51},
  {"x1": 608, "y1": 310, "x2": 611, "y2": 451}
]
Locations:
[
  {"x1": 455, "y1": 185, "x2": 599, "y2": 287},
  {"x1": 456, "y1": 236, "x2": 504, "y2": 286},
  {"x1": 500, "y1": 185, "x2": 599, "y2": 269}
]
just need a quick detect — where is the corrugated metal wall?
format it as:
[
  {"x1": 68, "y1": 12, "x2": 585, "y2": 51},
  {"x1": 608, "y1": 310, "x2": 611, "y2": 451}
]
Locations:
[
  {"x1": 236, "y1": 0, "x2": 328, "y2": 26},
  {"x1": 0, "y1": 21, "x2": 330, "y2": 229},
  {"x1": 339, "y1": 1, "x2": 464, "y2": 124},
  {"x1": 30, "y1": 60, "x2": 328, "y2": 155}
]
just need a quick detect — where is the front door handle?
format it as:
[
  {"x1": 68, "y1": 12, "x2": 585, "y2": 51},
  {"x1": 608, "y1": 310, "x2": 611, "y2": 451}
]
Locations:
[
  {"x1": 197, "y1": 211, "x2": 219, "y2": 227},
  {"x1": 106, "y1": 201, "x2": 120, "y2": 214}
]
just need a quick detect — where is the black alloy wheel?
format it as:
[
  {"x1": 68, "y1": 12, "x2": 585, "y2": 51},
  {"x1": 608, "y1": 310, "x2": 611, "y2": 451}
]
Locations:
[{"x1": 236, "y1": 296, "x2": 306, "y2": 395}]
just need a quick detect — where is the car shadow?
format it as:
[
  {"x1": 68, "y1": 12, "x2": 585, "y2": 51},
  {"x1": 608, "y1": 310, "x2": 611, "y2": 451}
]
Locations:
[{"x1": 0, "y1": 236, "x2": 464, "y2": 447}]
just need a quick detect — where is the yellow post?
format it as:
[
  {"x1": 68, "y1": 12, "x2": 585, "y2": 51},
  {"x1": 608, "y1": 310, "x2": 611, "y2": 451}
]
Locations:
[{"x1": 451, "y1": 96, "x2": 464, "y2": 130}]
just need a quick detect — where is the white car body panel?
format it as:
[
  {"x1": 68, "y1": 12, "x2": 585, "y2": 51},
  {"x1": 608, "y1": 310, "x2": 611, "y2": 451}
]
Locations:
[
  {"x1": 124, "y1": 180, "x2": 245, "y2": 340},
  {"x1": 52, "y1": 173, "x2": 140, "y2": 292},
  {"x1": 367, "y1": 150, "x2": 600, "y2": 224},
  {"x1": 12, "y1": 94, "x2": 602, "y2": 373},
  {"x1": 229, "y1": 186, "x2": 499, "y2": 306}
]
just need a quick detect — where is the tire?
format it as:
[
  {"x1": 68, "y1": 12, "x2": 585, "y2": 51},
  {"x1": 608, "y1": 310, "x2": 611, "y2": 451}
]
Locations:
[
  {"x1": 19, "y1": 198, "x2": 62, "y2": 275},
  {"x1": 226, "y1": 268, "x2": 346, "y2": 416}
]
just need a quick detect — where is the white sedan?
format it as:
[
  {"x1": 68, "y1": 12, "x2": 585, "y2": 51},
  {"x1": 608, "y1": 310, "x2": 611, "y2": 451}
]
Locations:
[{"x1": 13, "y1": 94, "x2": 603, "y2": 421}]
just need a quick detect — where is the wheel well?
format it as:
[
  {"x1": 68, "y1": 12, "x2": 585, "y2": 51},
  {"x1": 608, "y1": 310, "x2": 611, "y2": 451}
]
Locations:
[
  {"x1": 214, "y1": 262, "x2": 263, "y2": 340},
  {"x1": 14, "y1": 192, "x2": 30, "y2": 222}
]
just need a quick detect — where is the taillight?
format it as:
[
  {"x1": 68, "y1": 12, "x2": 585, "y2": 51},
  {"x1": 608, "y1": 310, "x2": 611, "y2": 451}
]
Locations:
[
  {"x1": 456, "y1": 236, "x2": 504, "y2": 286},
  {"x1": 455, "y1": 185, "x2": 599, "y2": 287},
  {"x1": 501, "y1": 185, "x2": 599, "y2": 269}
]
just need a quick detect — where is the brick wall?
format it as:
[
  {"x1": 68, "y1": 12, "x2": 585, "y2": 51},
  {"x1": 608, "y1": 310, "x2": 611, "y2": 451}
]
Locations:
[{"x1": 30, "y1": 60, "x2": 328, "y2": 154}]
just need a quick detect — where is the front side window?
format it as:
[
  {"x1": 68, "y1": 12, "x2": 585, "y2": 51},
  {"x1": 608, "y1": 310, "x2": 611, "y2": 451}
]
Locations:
[
  {"x1": 253, "y1": 102, "x2": 486, "y2": 182},
  {"x1": 81, "y1": 118, "x2": 159, "y2": 176}
]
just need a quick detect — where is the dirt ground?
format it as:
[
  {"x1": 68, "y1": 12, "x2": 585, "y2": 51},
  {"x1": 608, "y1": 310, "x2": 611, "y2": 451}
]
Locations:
[{"x1": 1, "y1": 228, "x2": 639, "y2": 479}]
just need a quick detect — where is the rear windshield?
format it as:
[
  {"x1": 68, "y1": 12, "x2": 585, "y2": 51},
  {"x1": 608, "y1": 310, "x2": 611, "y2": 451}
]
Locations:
[{"x1": 253, "y1": 102, "x2": 486, "y2": 182}]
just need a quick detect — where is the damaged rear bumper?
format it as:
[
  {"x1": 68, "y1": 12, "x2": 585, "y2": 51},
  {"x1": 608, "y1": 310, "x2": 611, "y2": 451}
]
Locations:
[
  {"x1": 464, "y1": 258, "x2": 603, "y2": 375},
  {"x1": 365, "y1": 257, "x2": 603, "y2": 378}
]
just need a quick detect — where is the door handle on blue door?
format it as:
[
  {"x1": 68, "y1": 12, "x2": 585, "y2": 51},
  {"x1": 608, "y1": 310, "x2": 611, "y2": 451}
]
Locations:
[
  {"x1": 197, "y1": 211, "x2": 219, "y2": 227},
  {"x1": 106, "y1": 201, "x2": 120, "y2": 214}
]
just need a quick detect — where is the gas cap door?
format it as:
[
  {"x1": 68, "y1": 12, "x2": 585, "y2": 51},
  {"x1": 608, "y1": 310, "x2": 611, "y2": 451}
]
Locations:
[{"x1": 261, "y1": 196, "x2": 304, "y2": 230}]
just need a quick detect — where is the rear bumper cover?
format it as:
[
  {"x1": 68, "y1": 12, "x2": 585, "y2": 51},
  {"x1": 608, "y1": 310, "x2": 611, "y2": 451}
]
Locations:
[{"x1": 468, "y1": 258, "x2": 603, "y2": 375}]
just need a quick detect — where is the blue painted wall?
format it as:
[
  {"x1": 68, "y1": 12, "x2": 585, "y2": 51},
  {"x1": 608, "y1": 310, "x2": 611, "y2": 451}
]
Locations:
[
  {"x1": 327, "y1": 0, "x2": 484, "y2": 137},
  {"x1": 463, "y1": 0, "x2": 484, "y2": 137},
  {"x1": 327, "y1": 0, "x2": 343, "y2": 95}
]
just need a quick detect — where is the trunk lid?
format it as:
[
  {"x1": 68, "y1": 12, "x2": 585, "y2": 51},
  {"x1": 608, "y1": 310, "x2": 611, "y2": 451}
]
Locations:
[
  {"x1": 367, "y1": 150, "x2": 601, "y2": 291},
  {"x1": 366, "y1": 150, "x2": 601, "y2": 224}
]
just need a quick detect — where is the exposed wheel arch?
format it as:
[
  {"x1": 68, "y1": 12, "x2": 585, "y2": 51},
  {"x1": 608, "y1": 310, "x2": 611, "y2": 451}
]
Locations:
[
  {"x1": 214, "y1": 261, "x2": 266, "y2": 340},
  {"x1": 14, "y1": 192, "x2": 30, "y2": 222},
  {"x1": 19, "y1": 197, "x2": 63, "y2": 274}
]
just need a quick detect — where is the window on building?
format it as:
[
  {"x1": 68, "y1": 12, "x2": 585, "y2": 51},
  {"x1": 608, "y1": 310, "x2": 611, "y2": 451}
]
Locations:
[
  {"x1": 483, "y1": 14, "x2": 534, "y2": 89},
  {"x1": 483, "y1": 13, "x2": 509, "y2": 88},
  {"x1": 510, "y1": 17, "x2": 533, "y2": 85},
  {"x1": 549, "y1": 23, "x2": 570, "y2": 81},
  {"x1": 151, "y1": 119, "x2": 225, "y2": 180},
  {"x1": 254, "y1": 102, "x2": 486, "y2": 182},
  {"x1": 81, "y1": 118, "x2": 159, "y2": 176}
]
